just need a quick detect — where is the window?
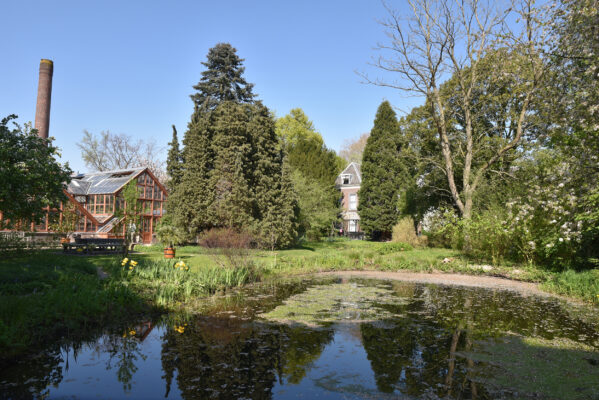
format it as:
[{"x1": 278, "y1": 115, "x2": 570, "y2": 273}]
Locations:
[
  {"x1": 106, "y1": 195, "x2": 114, "y2": 213},
  {"x1": 97, "y1": 195, "x2": 105, "y2": 214},
  {"x1": 349, "y1": 193, "x2": 357, "y2": 210},
  {"x1": 115, "y1": 195, "x2": 124, "y2": 211},
  {"x1": 342, "y1": 174, "x2": 350, "y2": 185},
  {"x1": 77, "y1": 216, "x2": 85, "y2": 232},
  {"x1": 349, "y1": 220, "x2": 357, "y2": 232}
]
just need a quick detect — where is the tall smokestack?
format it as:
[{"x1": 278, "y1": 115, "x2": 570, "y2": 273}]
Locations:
[{"x1": 34, "y1": 59, "x2": 53, "y2": 140}]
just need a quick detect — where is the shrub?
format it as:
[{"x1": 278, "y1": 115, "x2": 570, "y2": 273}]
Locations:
[
  {"x1": 199, "y1": 228, "x2": 256, "y2": 270},
  {"x1": 392, "y1": 217, "x2": 421, "y2": 247},
  {"x1": 199, "y1": 228, "x2": 254, "y2": 249}
]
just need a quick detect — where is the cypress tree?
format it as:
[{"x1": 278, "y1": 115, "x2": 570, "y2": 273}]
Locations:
[
  {"x1": 166, "y1": 125, "x2": 182, "y2": 190},
  {"x1": 358, "y1": 101, "x2": 403, "y2": 240}
]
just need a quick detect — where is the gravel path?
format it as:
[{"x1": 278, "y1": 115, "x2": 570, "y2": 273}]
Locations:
[{"x1": 316, "y1": 270, "x2": 552, "y2": 298}]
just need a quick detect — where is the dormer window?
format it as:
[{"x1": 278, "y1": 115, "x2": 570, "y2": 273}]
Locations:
[{"x1": 342, "y1": 174, "x2": 351, "y2": 185}]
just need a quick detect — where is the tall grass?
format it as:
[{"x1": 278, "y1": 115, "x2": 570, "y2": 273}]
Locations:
[
  {"x1": 115, "y1": 257, "x2": 260, "y2": 307},
  {"x1": 0, "y1": 253, "x2": 147, "y2": 360}
]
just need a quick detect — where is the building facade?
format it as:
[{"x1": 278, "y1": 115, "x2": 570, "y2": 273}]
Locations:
[
  {"x1": 335, "y1": 162, "x2": 363, "y2": 236},
  {"x1": 0, "y1": 167, "x2": 167, "y2": 244}
]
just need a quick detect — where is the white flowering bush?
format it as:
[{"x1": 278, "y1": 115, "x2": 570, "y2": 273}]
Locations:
[
  {"x1": 505, "y1": 161, "x2": 582, "y2": 269},
  {"x1": 425, "y1": 161, "x2": 583, "y2": 268}
]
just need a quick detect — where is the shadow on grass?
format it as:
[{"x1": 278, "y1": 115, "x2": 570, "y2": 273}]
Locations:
[{"x1": 0, "y1": 250, "x2": 163, "y2": 365}]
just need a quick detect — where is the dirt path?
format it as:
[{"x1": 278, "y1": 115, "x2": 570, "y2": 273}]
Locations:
[{"x1": 316, "y1": 270, "x2": 552, "y2": 298}]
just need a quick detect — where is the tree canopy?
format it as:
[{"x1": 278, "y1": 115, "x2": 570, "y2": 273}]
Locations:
[
  {"x1": 0, "y1": 115, "x2": 72, "y2": 228},
  {"x1": 358, "y1": 101, "x2": 405, "y2": 240},
  {"x1": 190, "y1": 43, "x2": 256, "y2": 111},
  {"x1": 275, "y1": 108, "x2": 342, "y2": 240},
  {"x1": 77, "y1": 129, "x2": 166, "y2": 182},
  {"x1": 168, "y1": 44, "x2": 297, "y2": 248}
]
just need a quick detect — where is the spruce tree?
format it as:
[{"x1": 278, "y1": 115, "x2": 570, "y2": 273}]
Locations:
[
  {"x1": 206, "y1": 102, "x2": 254, "y2": 228},
  {"x1": 250, "y1": 103, "x2": 298, "y2": 248},
  {"x1": 166, "y1": 125, "x2": 182, "y2": 190},
  {"x1": 358, "y1": 101, "x2": 403, "y2": 240},
  {"x1": 190, "y1": 43, "x2": 255, "y2": 110},
  {"x1": 170, "y1": 43, "x2": 297, "y2": 247}
]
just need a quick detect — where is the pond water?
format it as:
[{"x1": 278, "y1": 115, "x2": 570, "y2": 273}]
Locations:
[{"x1": 2, "y1": 277, "x2": 599, "y2": 399}]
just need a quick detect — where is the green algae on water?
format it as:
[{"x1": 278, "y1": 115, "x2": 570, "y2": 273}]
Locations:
[
  {"x1": 459, "y1": 335, "x2": 599, "y2": 400},
  {"x1": 259, "y1": 282, "x2": 406, "y2": 326}
]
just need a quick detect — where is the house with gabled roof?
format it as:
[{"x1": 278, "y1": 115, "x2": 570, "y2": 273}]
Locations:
[
  {"x1": 335, "y1": 162, "x2": 363, "y2": 236},
  {"x1": 1, "y1": 167, "x2": 167, "y2": 244}
]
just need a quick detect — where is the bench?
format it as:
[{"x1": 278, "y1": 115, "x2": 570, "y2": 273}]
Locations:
[{"x1": 63, "y1": 238, "x2": 130, "y2": 254}]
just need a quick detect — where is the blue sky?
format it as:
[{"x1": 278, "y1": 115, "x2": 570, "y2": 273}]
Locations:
[{"x1": 2, "y1": 0, "x2": 421, "y2": 172}]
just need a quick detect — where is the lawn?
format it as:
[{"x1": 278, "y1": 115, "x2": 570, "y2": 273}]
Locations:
[{"x1": 1, "y1": 238, "x2": 598, "y2": 362}]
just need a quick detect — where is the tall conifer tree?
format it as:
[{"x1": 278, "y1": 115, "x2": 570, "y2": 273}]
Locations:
[
  {"x1": 169, "y1": 43, "x2": 297, "y2": 246},
  {"x1": 166, "y1": 125, "x2": 182, "y2": 190},
  {"x1": 190, "y1": 43, "x2": 255, "y2": 110},
  {"x1": 358, "y1": 101, "x2": 403, "y2": 240}
]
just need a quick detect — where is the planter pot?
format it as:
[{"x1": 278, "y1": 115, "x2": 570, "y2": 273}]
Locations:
[{"x1": 164, "y1": 247, "x2": 175, "y2": 259}]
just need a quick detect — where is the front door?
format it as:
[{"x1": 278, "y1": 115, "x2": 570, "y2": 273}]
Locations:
[{"x1": 142, "y1": 217, "x2": 152, "y2": 244}]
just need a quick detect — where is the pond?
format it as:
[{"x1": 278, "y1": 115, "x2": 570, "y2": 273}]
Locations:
[{"x1": 2, "y1": 277, "x2": 599, "y2": 399}]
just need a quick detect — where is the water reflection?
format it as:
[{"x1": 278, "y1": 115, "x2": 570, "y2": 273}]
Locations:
[{"x1": 1, "y1": 279, "x2": 598, "y2": 399}]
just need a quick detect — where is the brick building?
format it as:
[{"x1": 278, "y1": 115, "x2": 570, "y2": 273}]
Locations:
[{"x1": 335, "y1": 162, "x2": 363, "y2": 236}]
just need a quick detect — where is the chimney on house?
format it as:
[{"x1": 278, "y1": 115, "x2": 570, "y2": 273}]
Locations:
[{"x1": 34, "y1": 59, "x2": 53, "y2": 140}]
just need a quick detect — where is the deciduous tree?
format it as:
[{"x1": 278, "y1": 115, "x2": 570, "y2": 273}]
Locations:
[
  {"x1": 0, "y1": 115, "x2": 72, "y2": 229},
  {"x1": 77, "y1": 130, "x2": 166, "y2": 183},
  {"x1": 363, "y1": 0, "x2": 550, "y2": 219}
]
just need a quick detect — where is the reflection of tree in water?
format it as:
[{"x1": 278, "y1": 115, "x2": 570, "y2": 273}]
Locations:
[
  {"x1": 96, "y1": 335, "x2": 147, "y2": 393},
  {"x1": 361, "y1": 285, "x2": 486, "y2": 398},
  {"x1": 161, "y1": 316, "x2": 334, "y2": 399},
  {"x1": 278, "y1": 325, "x2": 334, "y2": 384},
  {"x1": 413, "y1": 284, "x2": 599, "y2": 347},
  {"x1": 0, "y1": 345, "x2": 64, "y2": 400},
  {"x1": 361, "y1": 282, "x2": 599, "y2": 398}
]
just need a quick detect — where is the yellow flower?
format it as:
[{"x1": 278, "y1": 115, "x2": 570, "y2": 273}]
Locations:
[
  {"x1": 129, "y1": 266, "x2": 133, "y2": 270},
  {"x1": 174, "y1": 325, "x2": 185, "y2": 333},
  {"x1": 122, "y1": 332, "x2": 127, "y2": 338},
  {"x1": 129, "y1": 330, "x2": 136, "y2": 335},
  {"x1": 130, "y1": 260, "x2": 138, "y2": 266}
]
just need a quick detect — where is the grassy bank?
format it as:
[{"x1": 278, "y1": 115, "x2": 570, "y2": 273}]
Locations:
[{"x1": 1, "y1": 238, "x2": 598, "y2": 360}]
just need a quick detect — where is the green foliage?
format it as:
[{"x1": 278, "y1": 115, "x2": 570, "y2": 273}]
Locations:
[
  {"x1": 155, "y1": 224, "x2": 186, "y2": 248},
  {"x1": 275, "y1": 108, "x2": 341, "y2": 242},
  {"x1": 47, "y1": 200, "x2": 79, "y2": 237},
  {"x1": 0, "y1": 253, "x2": 147, "y2": 359},
  {"x1": 190, "y1": 43, "x2": 255, "y2": 110},
  {"x1": 291, "y1": 170, "x2": 338, "y2": 241},
  {"x1": 358, "y1": 101, "x2": 404, "y2": 240},
  {"x1": 169, "y1": 45, "x2": 297, "y2": 249},
  {"x1": 0, "y1": 115, "x2": 72, "y2": 228},
  {"x1": 166, "y1": 125, "x2": 182, "y2": 190},
  {"x1": 392, "y1": 217, "x2": 421, "y2": 247},
  {"x1": 375, "y1": 242, "x2": 413, "y2": 255},
  {"x1": 114, "y1": 181, "x2": 142, "y2": 255},
  {"x1": 275, "y1": 108, "x2": 322, "y2": 146}
]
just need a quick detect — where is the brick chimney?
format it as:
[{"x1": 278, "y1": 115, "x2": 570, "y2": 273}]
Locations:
[{"x1": 34, "y1": 59, "x2": 53, "y2": 140}]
